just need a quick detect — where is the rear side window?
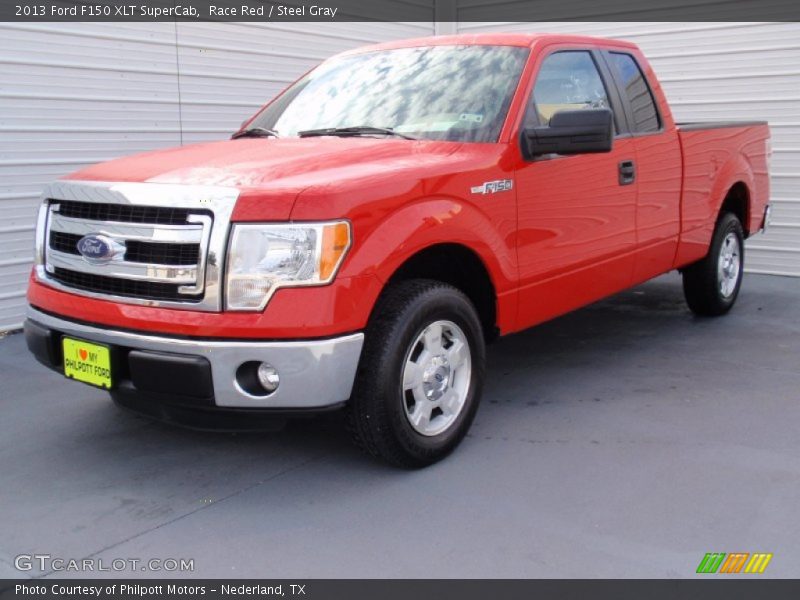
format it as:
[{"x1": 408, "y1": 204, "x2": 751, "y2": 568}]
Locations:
[
  {"x1": 529, "y1": 51, "x2": 612, "y2": 128},
  {"x1": 608, "y1": 52, "x2": 660, "y2": 133}
]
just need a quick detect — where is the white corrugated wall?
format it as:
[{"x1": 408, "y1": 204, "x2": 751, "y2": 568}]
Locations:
[
  {"x1": 1, "y1": 21, "x2": 797, "y2": 331},
  {"x1": 0, "y1": 21, "x2": 433, "y2": 331},
  {"x1": 455, "y1": 21, "x2": 800, "y2": 277}
]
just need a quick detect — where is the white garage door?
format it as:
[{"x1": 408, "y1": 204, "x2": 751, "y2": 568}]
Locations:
[
  {"x1": 455, "y1": 21, "x2": 800, "y2": 277},
  {"x1": 0, "y1": 20, "x2": 433, "y2": 332}
]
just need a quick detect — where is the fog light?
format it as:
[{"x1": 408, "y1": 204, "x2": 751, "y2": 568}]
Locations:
[
  {"x1": 257, "y1": 363, "x2": 280, "y2": 393},
  {"x1": 235, "y1": 361, "x2": 280, "y2": 397}
]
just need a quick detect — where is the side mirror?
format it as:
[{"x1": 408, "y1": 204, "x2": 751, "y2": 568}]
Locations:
[{"x1": 522, "y1": 108, "x2": 613, "y2": 158}]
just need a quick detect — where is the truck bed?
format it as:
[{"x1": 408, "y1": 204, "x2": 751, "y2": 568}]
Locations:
[
  {"x1": 675, "y1": 120, "x2": 770, "y2": 267},
  {"x1": 677, "y1": 121, "x2": 768, "y2": 131}
]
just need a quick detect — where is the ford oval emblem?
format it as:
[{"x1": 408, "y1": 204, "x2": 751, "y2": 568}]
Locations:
[{"x1": 76, "y1": 234, "x2": 122, "y2": 264}]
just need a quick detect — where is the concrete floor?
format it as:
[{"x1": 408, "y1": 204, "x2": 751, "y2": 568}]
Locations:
[{"x1": 1, "y1": 272, "x2": 799, "y2": 579}]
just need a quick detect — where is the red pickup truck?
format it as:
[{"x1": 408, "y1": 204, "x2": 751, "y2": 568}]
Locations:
[{"x1": 25, "y1": 34, "x2": 770, "y2": 467}]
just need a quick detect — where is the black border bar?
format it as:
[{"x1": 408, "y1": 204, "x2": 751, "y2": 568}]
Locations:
[
  {"x1": 3, "y1": 0, "x2": 800, "y2": 22},
  {"x1": 3, "y1": 580, "x2": 800, "y2": 600}
]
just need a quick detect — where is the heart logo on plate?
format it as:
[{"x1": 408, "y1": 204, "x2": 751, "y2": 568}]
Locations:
[{"x1": 79, "y1": 349, "x2": 88, "y2": 360}]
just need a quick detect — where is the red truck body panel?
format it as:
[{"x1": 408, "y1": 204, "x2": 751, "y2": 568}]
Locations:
[
  {"x1": 674, "y1": 124, "x2": 771, "y2": 268},
  {"x1": 28, "y1": 33, "x2": 770, "y2": 340}
]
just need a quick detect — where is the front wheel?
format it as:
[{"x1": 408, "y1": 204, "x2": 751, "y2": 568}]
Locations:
[
  {"x1": 346, "y1": 279, "x2": 486, "y2": 468},
  {"x1": 682, "y1": 212, "x2": 745, "y2": 316}
]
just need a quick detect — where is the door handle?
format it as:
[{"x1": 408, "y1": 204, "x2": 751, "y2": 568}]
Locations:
[{"x1": 619, "y1": 160, "x2": 636, "y2": 186}]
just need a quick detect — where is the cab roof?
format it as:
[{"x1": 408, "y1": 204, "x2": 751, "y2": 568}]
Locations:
[{"x1": 336, "y1": 33, "x2": 638, "y2": 58}]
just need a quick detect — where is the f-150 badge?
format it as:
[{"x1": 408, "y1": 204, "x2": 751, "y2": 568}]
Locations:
[{"x1": 471, "y1": 179, "x2": 513, "y2": 195}]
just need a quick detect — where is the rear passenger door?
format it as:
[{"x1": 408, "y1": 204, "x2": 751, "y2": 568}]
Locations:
[{"x1": 601, "y1": 50, "x2": 682, "y2": 283}]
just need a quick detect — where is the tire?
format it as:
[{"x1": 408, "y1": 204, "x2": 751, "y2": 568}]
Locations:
[
  {"x1": 347, "y1": 279, "x2": 486, "y2": 468},
  {"x1": 682, "y1": 212, "x2": 745, "y2": 316}
]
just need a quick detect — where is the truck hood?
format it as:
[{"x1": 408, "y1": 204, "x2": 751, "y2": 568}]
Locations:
[
  {"x1": 66, "y1": 137, "x2": 466, "y2": 191},
  {"x1": 65, "y1": 137, "x2": 504, "y2": 221}
]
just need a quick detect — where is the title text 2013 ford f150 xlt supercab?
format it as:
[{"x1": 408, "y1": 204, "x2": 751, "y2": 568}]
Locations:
[{"x1": 24, "y1": 34, "x2": 770, "y2": 467}]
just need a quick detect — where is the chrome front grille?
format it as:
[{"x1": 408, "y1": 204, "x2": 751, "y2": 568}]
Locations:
[
  {"x1": 50, "y1": 231, "x2": 201, "y2": 266},
  {"x1": 56, "y1": 199, "x2": 194, "y2": 225},
  {"x1": 45, "y1": 206, "x2": 210, "y2": 295},
  {"x1": 35, "y1": 181, "x2": 239, "y2": 311},
  {"x1": 49, "y1": 267, "x2": 194, "y2": 302}
]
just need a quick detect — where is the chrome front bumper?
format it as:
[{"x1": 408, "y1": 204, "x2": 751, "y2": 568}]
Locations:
[{"x1": 26, "y1": 306, "x2": 364, "y2": 410}]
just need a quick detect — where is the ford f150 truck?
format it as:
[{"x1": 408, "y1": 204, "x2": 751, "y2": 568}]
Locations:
[{"x1": 24, "y1": 34, "x2": 770, "y2": 467}]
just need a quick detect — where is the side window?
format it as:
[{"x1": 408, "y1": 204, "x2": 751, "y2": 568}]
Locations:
[
  {"x1": 527, "y1": 51, "x2": 612, "y2": 128},
  {"x1": 608, "y1": 52, "x2": 660, "y2": 133}
]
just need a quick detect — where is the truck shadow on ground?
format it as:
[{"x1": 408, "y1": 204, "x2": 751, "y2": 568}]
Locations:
[
  {"x1": 19, "y1": 270, "x2": 774, "y2": 485},
  {"x1": 99, "y1": 273, "x2": 706, "y2": 465}
]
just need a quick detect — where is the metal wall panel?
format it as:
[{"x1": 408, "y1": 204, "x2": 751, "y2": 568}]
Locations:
[
  {"x1": 0, "y1": 20, "x2": 433, "y2": 331},
  {"x1": 0, "y1": 22, "x2": 181, "y2": 332},
  {"x1": 3, "y1": 19, "x2": 795, "y2": 331},
  {"x1": 174, "y1": 22, "x2": 432, "y2": 144},
  {"x1": 457, "y1": 21, "x2": 800, "y2": 276}
]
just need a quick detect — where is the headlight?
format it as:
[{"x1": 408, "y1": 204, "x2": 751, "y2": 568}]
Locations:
[{"x1": 225, "y1": 221, "x2": 351, "y2": 311}]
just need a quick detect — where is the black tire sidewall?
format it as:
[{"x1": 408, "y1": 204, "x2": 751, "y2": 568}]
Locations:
[
  {"x1": 368, "y1": 284, "x2": 485, "y2": 462},
  {"x1": 711, "y1": 214, "x2": 745, "y2": 310}
]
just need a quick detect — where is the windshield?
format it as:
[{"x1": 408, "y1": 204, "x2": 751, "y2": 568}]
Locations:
[{"x1": 247, "y1": 45, "x2": 530, "y2": 143}]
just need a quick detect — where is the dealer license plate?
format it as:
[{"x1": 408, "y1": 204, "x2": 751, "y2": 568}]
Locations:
[{"x1": 62, "y1": 337, "x2": 112, "y2": 389}]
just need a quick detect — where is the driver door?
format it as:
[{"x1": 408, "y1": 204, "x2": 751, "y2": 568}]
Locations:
[{"x1": 514, "y1": 49, "x2": 638, "y2": 328}]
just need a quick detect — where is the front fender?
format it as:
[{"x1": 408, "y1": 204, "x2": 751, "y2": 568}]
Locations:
[{"x1": 341, "y1": 196, "x2": 518, "y2": 332}]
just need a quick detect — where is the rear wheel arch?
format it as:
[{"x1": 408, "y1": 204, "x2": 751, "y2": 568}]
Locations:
[
  {"x1": 710, "y1": 148, "x2": 755, "y2": 237},
  {"x1": 720, "y1": 181, "x2": 751, "y2": 237}
]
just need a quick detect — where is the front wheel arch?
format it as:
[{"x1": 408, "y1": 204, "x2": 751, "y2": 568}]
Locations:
[{"x1": 380, "y1": 243, "x2": 499, "y2": 342}]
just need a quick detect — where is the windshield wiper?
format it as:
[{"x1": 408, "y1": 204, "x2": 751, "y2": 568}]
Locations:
[
  {"x1": 298, "y1": 126, "x2": 417, "y2": 140},
  {"x1": 231, "y1": 127, "x2": 280, "y2": 139}
]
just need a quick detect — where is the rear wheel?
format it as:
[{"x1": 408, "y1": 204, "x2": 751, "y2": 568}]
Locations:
[
  {"x1": 682, "y1": 212, "x2": 745, "y2": 316},
  {"x1": 347, "y1": 279, "x2": 485, "y2": 468}
]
